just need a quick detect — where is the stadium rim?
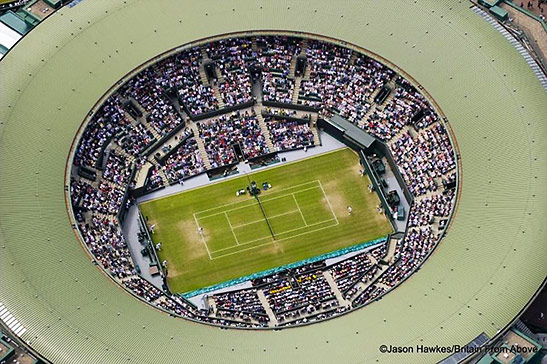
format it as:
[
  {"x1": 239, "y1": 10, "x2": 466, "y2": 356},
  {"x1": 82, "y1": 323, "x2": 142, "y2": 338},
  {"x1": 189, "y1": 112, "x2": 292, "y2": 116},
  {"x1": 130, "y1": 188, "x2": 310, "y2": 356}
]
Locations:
[
  {"x1": 4, "y1": 0, "x2": 545, "y2": 357},
  {"x1": 62, "y1": 31, "x2": 464, "y2": 329}
]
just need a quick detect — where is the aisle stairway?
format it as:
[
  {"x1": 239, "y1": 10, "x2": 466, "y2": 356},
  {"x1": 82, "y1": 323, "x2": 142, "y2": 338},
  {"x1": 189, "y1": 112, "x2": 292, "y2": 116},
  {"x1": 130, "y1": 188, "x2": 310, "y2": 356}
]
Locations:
[
  {"x1": 300, "y1": 39, "x2": 311, "y2": 79},
  {"x1": 256, "y1": 110, "x2": 275, "y2": 152},
  {"x1": 291, "y1": 77, "x2": 302, "y2": 104},
  {"x1": 188, "y1": 122, "x2": 212, "y2": 169},
  {"x1": 311, "y1": 114, "x2": 321, "y2": 146},
  {"x1": 358, "y1": 103, "x2": 376, "y2": 128},
  {"x1": 126, "y1": 97, "x2": 162, "y2": 141},
  {"x1": 302, "y1": 63, "x2": 311, "y2": 81},
  {"x1": 124, "y1": 109, "x2": 162, "y2": 142},
  {"x1": 359, "y1": 77, "x2": 399, "y2": 128},
  {"x1": 386, "y1": 125, "x2": 413, "y2": 147},
  {"x1": 134, "y1": 160, "x2": 153, "y2": 189},
  {"x1": 200, "y1": 44, "x2": 209, "y2": 60},
  {"x1": 289, "y1": 38, "x2": 309, "y2": 102},
  {"x1": 348, "y1": 264, "x2": 389, "y2": 301},
  {"x1": 387, "y1": 75, "x2": 397, "y2": 89},
  {"x1": 113, "y1": 145, "x2": 136, "y2": 164},
  {"x1": 199, "y1": 64, "x2": 210, "y2": 86},
  {"x1": 378, "y1": 78, "x2": 398, "y2": 106},
  {"x1": 257, "y1": 290, "x2": 278, "y2": 327},
  {"x1": 141, "y1": 119, "x2": 162, "y2": 142},
  {"x1": 323, "y1": 271, "x2": 351, "y2": 307},
  {"x1": 300, "y1": 38, "x2": 308, "y2": 54},
  {"x1": 349, "y1": 52, "x2": 358, "y2": 65},
  {"x1": 367, "y1": 73, "x2": 397, "y2": 106},
  {"x1": 212, "y1": 83, "x2": 226, "y2": 109},
  {"x1": 214, "y1": 67, "x2": 225, "y2": 83},
  {"x1": 289, "y1": 55, "x2": 297, "y2": 78},
  {"x1": 368, "y1": 86, "x2": 383, "y2": 104},
  {"x1": 385, "y1": 237, "x2": 400, "y2": 264},
  {"x1": 151, "y1": 160, "x2": 169, "y2": 185}
]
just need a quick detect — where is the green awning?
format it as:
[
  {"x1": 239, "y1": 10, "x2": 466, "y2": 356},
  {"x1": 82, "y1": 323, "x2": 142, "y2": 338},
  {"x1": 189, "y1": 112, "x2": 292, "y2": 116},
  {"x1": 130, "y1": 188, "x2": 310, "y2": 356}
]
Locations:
[
  {"x1": 490, "y1": 5, "x2": 509, "y2": 21},
  {"x1": 0, "y1": 11, "x2": 33, "y2": 35}
]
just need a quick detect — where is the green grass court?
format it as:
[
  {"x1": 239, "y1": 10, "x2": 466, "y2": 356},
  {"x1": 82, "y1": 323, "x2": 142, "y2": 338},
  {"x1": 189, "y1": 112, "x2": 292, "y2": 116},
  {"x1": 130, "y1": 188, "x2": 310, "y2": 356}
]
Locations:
[
  {"x1": 139, "y1": 148, "x2": 393, "y2": 293},
  {"x1": 194, "y1": 179, "x2": 338, "y2": 259}
]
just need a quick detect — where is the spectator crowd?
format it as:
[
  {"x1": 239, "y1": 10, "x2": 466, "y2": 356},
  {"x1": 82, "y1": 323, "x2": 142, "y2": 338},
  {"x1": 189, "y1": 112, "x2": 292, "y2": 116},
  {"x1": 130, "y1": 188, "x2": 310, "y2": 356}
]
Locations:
[
  {"x1": 266, "y1": 117, "x2": 314, "y2": 151},
  {"x1": 198, "y1": 110, "x2": 269, "y2": 167},
  {"x1": 206, "y1": 38, "x2": 254, "y2": 107},
  {"x1": 257, "y1": 36, "x2": 301, "y2": 104},
  {"x1": 68, "y1": 35, "x2": 458, "y2": 329},
  {"x1": 163, "y1": 131, "x2": 205, "y2": 183},
  {"x1": 119, "y1": 68, "x2": 183, "y2": 136},
  {"x1": 154, "y1": 47, "x2": 219, "y2": 116},
  {"x1": 299, "y1": 41, "x2": 394, "y2": 123}
]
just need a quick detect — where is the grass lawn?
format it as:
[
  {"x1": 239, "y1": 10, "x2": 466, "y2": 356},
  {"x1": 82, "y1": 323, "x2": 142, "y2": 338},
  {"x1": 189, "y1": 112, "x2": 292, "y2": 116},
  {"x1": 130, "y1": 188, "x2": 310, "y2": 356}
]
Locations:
[{"x1": 139, "y1": 148, "x2": 392, "y2": 293}]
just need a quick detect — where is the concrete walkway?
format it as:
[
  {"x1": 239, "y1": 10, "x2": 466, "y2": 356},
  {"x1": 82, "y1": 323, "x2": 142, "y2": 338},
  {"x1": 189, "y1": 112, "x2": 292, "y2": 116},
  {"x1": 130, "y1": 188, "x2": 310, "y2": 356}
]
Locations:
[
  {"x1": 323, "y1": 271, "x2": 351, "y2": 308},
  {"x1": 385, "y1": 237, "x2": 400, "y2": 264},
  {"x1": 257, "y1": 290, "x2": 278, "y2": 327},
  {"x1": 122, "y1": 204, "x2": 164, "y2": 289},
  {"x1": 380, "y1": 155, "x2": 411, "y2": 232}
]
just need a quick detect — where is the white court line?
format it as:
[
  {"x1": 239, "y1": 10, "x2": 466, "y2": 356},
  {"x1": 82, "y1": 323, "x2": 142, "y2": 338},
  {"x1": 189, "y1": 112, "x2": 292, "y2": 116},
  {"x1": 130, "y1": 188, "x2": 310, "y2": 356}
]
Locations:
[
  {"x1": 196, "y1": 192, "x2": 292, "y2": 220},
  {"x1": 292, "y1": 193, "x2": 307, "y2": 226},
  {"x1": 194, "y1": 180, "x2": 320, "y2": 218},
  {"x1": 231, "y1": 209, "x2": 301, "y2": 229},
  {"x1": 211, "y1": 219, "x2": 339, "y2": 259},
  {"x1": 270, "y1": 217, "x2": 337, "y2": 238},
  {"x1": 196, "y1": 184, "x2": 321, "y2": 220},
  {"x1": 318, "y1": 179, "x2": 338, "y2": 224},
  {"x1": 195, "y1": 199, "x2": 256, "y2": 220},
  {"x1": 225, "y1": 212, "x2": 240, "y2": 246},
  {"x1": 211, "y1": 217, "x2": 337, "y2": 254},
  {"x1": 259, "y1": 184, "x2": 320, "y2": 203},
  {"x1": 197, "y1": 179, "x2": 339, "y2": 260},
  {"x1": 193, "y1": 213, "x2": 213, "y2": 260}
]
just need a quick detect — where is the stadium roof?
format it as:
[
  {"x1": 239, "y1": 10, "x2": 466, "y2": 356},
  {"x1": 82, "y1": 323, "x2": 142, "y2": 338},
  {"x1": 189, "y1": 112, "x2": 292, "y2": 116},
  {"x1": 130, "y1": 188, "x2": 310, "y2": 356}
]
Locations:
[
  {"x1": 0, "y1": 0, "x2": 546, "y2": 363},
  {"x1": 327, "y1": 114, "x2": 377, "y2": 149}
]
